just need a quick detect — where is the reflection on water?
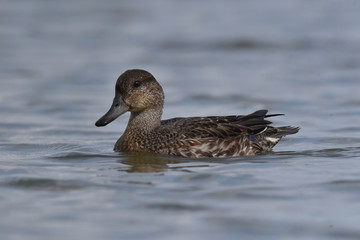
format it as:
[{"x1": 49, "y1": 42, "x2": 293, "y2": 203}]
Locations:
[
  {"x1": 118, "y1": 153, "x2": 218, "y2": 173},
  {"x1": 119, "y1": 153, "x2": 185, "y2": 173}
]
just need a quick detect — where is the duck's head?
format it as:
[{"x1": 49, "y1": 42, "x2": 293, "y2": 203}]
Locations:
[{"x1": 95, "y1": 69, "x2": 164, "y2": 127}]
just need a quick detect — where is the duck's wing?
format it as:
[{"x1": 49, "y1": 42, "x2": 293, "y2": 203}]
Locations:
[
  {"x1": 161, "y1": 110, "x2": 281, "y2": 138},
  {"x1": 160, "y1": 110, "x2": 298, "y2": 157}
]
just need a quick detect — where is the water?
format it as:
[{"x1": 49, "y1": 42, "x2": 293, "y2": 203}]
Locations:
[{"x1": 1, "y1": 0, "x2": 360, "y2": 239}]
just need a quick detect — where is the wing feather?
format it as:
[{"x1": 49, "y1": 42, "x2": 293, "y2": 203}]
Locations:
[{"x1": 160, "y1": 109, "x2": 278, "y2": 139}]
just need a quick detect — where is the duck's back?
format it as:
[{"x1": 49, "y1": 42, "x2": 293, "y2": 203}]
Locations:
[{"x1": 158, "y1": 110, "x2": 299, "y2": 158}]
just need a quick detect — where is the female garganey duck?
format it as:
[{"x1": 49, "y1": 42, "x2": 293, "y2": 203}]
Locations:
[{"x1": 95, "y1": 69, "x2": 299, "y2": 158}]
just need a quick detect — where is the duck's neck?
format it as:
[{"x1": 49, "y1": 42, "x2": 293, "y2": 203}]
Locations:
[{"x1": 125, "y1": 107, "x2": 163, "y2": 134}]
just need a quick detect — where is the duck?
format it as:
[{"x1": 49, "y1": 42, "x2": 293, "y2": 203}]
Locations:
[{"x1": 95, "y1": 69, "x2": 299, "y2": 158}]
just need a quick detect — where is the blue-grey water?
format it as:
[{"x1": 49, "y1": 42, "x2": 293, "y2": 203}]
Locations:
[{"x1": 1, "y1": 0, "x2": 360, "y2": 239}]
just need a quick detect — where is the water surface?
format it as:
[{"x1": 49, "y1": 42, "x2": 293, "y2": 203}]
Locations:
[{"x1": 1, "y1": 0, "x2": 360, "y2": 239}]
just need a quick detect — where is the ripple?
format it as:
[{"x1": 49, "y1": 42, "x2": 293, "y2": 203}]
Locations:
[
  {"x1": 48, "y1": 151, "x2": 118, "y2": 160},
  {"x1": 206, "y1": 216, "x2": 360, "y2": 239},
  {"x1": 0, "y1": 122, "x2": 42, "y2": 129},
  {"x1": 146, "y1": 202, "x2": 209, "y2": 211},
  {"x1": 274, "y1": 147, "x2": 360, "y2": 158},
  {"x1": 177, "y1": 172, "x2": 220, "y2": 182},
  {"x1": 331, "y1": 127, "x2": 360, "y2": 133},
  {"x1": 1, "y1": 143, "x2": 81, "y2": 152},
  {"x1": 324, "y1": 179, "x2": 360, "y2": 192},
  {"x1": 209, "y1": 189, "x2": 289, "y2": 200},
  {"x1": 2, "y1": 178, "x2": 90, "y2": 191},
  {"x1": 1, "y1": 143, "x2": 120, "y2": 162},
  {"x1": 158, "y1": 38, "x2": 350, "y2": 52},
  {"x1": 308, "y1": 147, "x2": 359, "y2": 158},
  {"x1": 159, "y1": 38, "x2": 279, "y2": 51}
]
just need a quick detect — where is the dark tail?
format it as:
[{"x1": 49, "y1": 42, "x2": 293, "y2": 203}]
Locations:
[{"x1": 272, "y1": 126, "x2": 300, "y2": 138}]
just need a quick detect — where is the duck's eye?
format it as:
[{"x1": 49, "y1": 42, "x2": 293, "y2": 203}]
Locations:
[{"x1": 133, "y1": 81, "x2": 141, "y2": 88}]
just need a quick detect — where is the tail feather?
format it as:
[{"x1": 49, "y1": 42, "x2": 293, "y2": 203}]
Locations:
[
  {"x1": 272, "y1": 126, "x2": 300, "y2": 138},
  {"x1": 265, "y1": 113, "x2": 284, "y2": 118}
]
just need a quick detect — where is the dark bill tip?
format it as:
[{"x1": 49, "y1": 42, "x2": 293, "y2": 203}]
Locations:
[{"x1": 95, "y1": 119, "x2": 107, "y2": 127}]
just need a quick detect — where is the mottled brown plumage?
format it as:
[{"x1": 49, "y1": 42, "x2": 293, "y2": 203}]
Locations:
[{"x1": 95, "y1": 69, "x2": 299, "y2": 158}]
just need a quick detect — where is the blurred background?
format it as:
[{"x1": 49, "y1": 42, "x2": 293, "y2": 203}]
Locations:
[{"x1": 1, "y1": 0, "x2": 360, "y2": 240}]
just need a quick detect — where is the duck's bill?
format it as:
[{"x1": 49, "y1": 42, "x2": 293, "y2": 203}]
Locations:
[{"x1": 95, "y1": 97, "x2": 129, "y2": 127}]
